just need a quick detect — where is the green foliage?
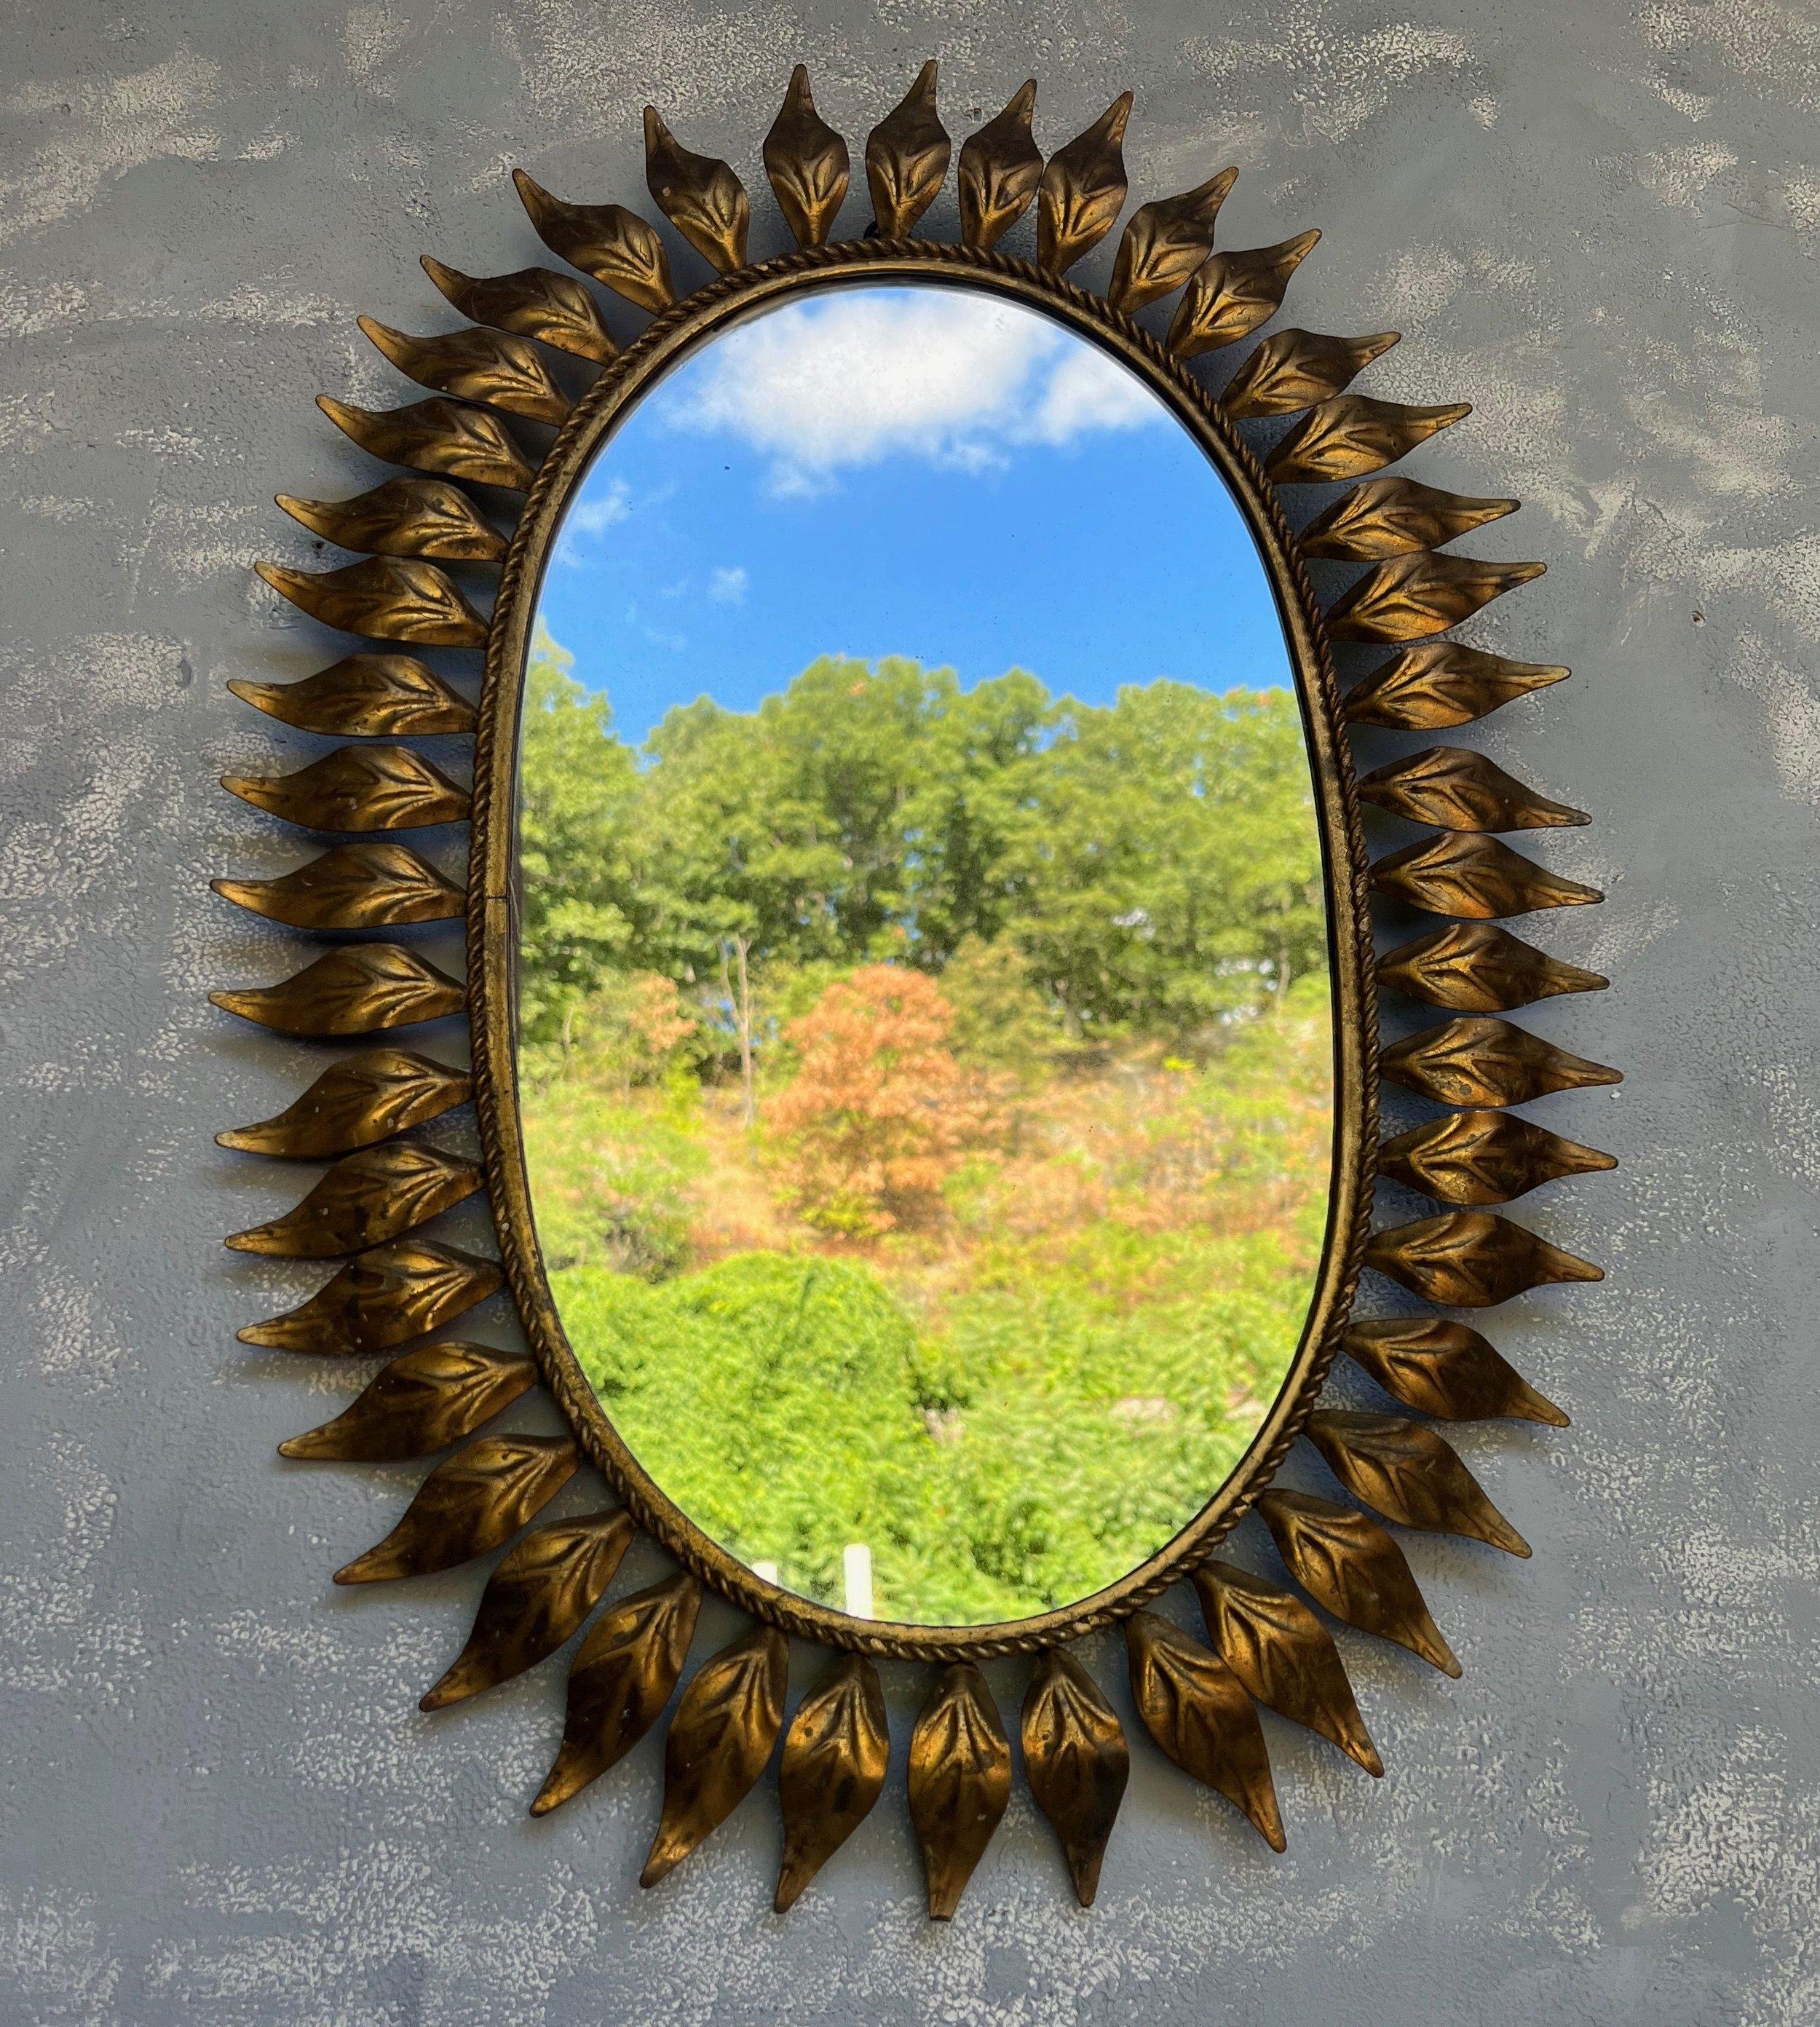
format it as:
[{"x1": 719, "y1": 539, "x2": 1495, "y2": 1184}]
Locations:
[
  {"x1": 634, "y1": 655, "x2": 1056, "y2": 986},
  {"x1": 1002, "y1": 681, "x2": 1329, "y2": 1036},
  {"x1": 938, "y1": 934, "x2": 1067, "y2": 1080},
  {"x1": 547, "y1": 989, "x2": 1332, "y2": 1624},
  {"x1": 557, "y1": 1217, "x2": 1299, "y2": 1624},
  {"x1": 558, "y1": 1254, "x2": 947, "y2": 1613},
  {"x1": 518, "y1": 638, "x2": 1337, "y2": 1624},
  {"x1": 516, "y1": 624, "x2": 644, "y2": 1048},
  {"x1": 521, "y1": 1081, "x2": 707, "y2": 1278},
  {"x1": 515, "y1": 644, "x2": 1325, "y2": 1052},
  {"x1": 523, "y1": 967, "x2": 702, "y2": 1096}
]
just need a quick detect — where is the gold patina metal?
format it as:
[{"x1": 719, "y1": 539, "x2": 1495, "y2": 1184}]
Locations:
[{"x1": 214, "y1": 61, "x2": 1617, "y2": 1919}]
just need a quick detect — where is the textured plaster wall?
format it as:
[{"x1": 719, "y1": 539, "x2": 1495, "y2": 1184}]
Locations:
[{"x1": 1, "y1": 1, "x2": 1815, "y2": 2022}]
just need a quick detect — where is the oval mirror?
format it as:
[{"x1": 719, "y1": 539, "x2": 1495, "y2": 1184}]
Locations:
[{"x1": 508, "y1": 278, "x2": 1340, "y2": 1630}]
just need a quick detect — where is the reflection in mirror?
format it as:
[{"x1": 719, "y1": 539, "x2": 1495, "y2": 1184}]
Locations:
[{"x1": 516, "y1": 282, "x2": 1333, "y2": 1627}]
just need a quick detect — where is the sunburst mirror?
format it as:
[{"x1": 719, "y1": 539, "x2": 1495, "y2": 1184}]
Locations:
[{"x1": 215, "y1": 61, "x2": 1618, "y2": 1917}]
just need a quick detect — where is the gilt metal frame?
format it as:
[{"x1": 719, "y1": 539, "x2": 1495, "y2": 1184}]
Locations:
[
  {"x1": 474, "y1": 238, "x2": 1377, "y2": 1661},
  {"x1": 215, "y1": 62, "x2": 1618, "y2": 1917}
]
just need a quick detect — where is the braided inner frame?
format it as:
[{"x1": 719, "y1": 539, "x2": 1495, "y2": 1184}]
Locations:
[{"x1": 469, "y1": 235, "x2": 1378, "y2": 1662}]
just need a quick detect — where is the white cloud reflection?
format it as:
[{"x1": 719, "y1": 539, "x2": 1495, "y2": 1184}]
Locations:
[
  {"x1": 669, "y1": 288, "x2": 1163, "y2": 492},
  {"x1": 553, "y1": 476, "x2": 630, "y2": 566}
]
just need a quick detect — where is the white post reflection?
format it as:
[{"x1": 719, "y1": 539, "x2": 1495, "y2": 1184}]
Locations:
[{"x1": 842, "y1": 1544, "x2": 874, "y2": 1620}]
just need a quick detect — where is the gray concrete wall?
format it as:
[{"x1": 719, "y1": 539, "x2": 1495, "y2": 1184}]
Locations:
[{"x1": 2, "y1": 2, "x2": 1814, "y2": 2021}]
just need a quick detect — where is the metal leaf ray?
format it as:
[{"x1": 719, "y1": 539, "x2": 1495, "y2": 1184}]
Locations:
[
  {"x1": 422, "y1": 1509, "x2": 636, "y2": 1710},
  {"x1": 531, "y1": 1574, "x2": 703, "y2": 1816},
  {"x1": 643, "y1": 108, "x2": 750, "y2": 274},
  {"x1": 866, "y1": 62, "x2": 949, "y2": 238},
  {"x1": 909, "y1": 1664, "x2": 1013, "y2": 1918},
  {"x1": 226, "y1": 654, "x2": 477, "y2": 738},
  {"x1": 1125, "y1": 1612, "x2": 1286, "y2": 1850},
  {"x1": 958, "y1": 81, "x2": 1041, "y2": 252},
  {"x1": 1169, "y1": 230, "x2": 1321, "y2": 359},
  {"x1": 421, "y1": 255, "x2": 617, "y2": 363},
  {"x1": 1192, "y1": 1563, "x2": 1382, "y2": 1776},
  {"x1": 764, "y1": 66, "x2": 850, "y2": 249},
  {"x1": 1021, "y1": 1648, "x2": 1131, "y2": 1905},
  {"x1": 641, "y1": 1624, "x2": 788, "y2": 1886},
  {"x1": 776, "y1": 1656, "x2": 890, "y2": 1911},
  {"x1": 1037, "y1": 92, "x2": 1132, "y2": 274},
  {"x1": 279, "y1": 1341, "x2": 538, "y2": 1461}
]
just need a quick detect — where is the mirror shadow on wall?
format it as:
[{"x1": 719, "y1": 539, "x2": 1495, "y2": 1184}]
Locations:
[{"x1": 514, "y1": 281, "x2": 1334, "y2": 1626}]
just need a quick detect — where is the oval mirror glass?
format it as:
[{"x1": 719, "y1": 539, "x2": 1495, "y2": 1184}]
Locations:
[{"x1": 515, "y1": 281, "x2": 1334, "y2": 1627}]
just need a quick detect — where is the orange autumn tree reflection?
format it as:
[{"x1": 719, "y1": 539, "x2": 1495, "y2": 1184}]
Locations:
[{"x1": 766, "y1": 965, "x2": 997, "y2": 1236}]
